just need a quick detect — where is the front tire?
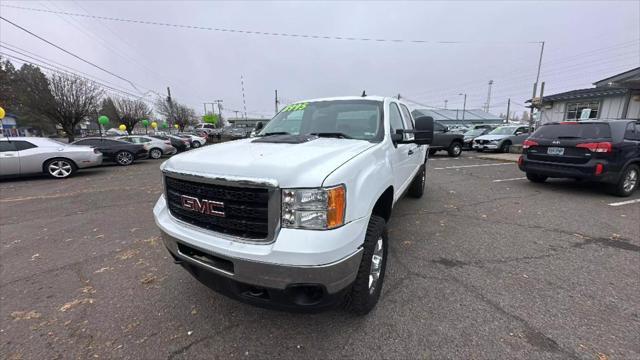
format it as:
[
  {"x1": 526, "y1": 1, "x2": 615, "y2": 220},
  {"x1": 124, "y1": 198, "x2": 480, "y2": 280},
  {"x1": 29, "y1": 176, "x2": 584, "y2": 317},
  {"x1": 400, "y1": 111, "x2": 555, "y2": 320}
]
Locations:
[
  {"x1": 447, "y1": 142, "x2": 462, "y2": 157},
  {"x1": 346, "y1": 215, "x2": 388, "y2": 315},
  {"x1": 115, "y1": 151, "x2": 134, "y2": 166},
  {"x1": 408, "y1": 165, "x2": 426, "y2": 198},
  {"x1": 609, "y1": 164, "x2": 639, "y2": 197},
  {"x1": 500, "y1": 141, "x2": 511, "y2": 153},
  {"x1": 45, "y1": 158, "x2": 76, "y2": 179},
  {"x1": 191, "y1": 141, "x2": 201, "y2": 148},
  {"x1": 526, "y1": 172, "x2": 547, "y2": 183},
  {"x1": 428, "y1": 148, "x2": 437, "y2": 156}
]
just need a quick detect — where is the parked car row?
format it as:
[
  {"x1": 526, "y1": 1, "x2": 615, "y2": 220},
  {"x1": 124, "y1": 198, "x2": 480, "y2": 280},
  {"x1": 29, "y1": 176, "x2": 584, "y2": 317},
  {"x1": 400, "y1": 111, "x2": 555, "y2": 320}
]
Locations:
[{"x1": 0, "y1": 132, "x2": 209, "y2": 180}]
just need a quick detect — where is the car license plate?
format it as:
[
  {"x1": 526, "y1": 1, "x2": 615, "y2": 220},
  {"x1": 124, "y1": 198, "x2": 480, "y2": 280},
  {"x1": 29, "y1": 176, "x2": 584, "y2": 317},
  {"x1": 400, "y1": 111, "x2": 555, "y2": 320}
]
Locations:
[{"x1": 547, "y1": 147, "x2": 564, "y2": 155}]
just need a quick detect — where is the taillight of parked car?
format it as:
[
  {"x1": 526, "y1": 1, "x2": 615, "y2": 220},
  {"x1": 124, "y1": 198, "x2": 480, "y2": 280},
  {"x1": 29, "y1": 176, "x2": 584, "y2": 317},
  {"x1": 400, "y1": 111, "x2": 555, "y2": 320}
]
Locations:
[
  {"x1": 522, "y1": 139, "x2": 538, "y2": 149},
  {"x1": 576, "y1": 142, "x2": 612, "y2": 153}
]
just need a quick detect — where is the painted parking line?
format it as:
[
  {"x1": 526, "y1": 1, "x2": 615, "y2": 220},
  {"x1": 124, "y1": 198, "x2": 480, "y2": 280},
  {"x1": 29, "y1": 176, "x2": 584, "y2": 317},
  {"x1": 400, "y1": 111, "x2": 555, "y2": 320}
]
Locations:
[
  {"x1": 434, "y1": 163, "x2": 513, "y2": 170},
  {"x1": 492, "y1": 177, "x2": 527, "y2": 182},
  {"x1": 608, "y1": 198, "x2": 640, "y2": 207}
]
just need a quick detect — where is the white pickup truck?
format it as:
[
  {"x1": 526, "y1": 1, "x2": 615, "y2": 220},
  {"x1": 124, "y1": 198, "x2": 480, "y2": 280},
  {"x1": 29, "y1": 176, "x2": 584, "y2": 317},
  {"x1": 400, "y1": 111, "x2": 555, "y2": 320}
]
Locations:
[{"x1": 153, "y1": 96, "x2": 434, "y2": 314}]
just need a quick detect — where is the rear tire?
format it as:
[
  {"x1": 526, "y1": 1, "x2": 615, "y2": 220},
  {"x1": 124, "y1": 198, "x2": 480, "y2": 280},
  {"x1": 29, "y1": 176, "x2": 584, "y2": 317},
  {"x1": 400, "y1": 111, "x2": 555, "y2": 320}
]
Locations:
[
  {"x1": 408, "y1": 165, "x2": 426, "y2": 198},
  {"x1": 45, "y1": 158, "x2": 76, "y2": 179},
  {"x1": 608, "y1": 164, "x2": 639, "y2": 197},
  {"x1": 447, "y1": 142, "x2": 462, "y2": 157},
  {"x1": 149, "y1": 148, "x2": 163, "y2": 159},
  {"x1": 346, "y1": 215, "x2": 388, "y2": 315},
  {"x1": 192, "y1": 141, "x2": 201, "y2": 148},
  {"x1": 526, "y1": 172, "x2": 547, "y2": 183}
]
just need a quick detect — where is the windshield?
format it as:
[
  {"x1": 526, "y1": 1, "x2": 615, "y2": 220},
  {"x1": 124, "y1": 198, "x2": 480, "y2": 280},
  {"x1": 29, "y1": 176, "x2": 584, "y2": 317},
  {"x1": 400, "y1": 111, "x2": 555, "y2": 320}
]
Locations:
[
  {"x1": 259, "y1": 100, "x2": 383, "y2": 141},
  {"x1": 464, "y1": 129, "x2": 485, "y2": 136},
  {"x1": 488, "y1": 127, "x2": 516, "y2": 135}
]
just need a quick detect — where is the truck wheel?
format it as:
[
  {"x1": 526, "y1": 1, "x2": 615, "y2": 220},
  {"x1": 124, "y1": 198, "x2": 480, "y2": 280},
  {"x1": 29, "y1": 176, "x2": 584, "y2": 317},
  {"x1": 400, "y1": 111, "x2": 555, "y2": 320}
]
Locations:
[
  {"x1": 408, "y1": 165, "x2": 426, "y2": 198},
  {"x1": 526, "y1": 172, "x2": 547, "y2": 183},
  {"x1": 608, "y1": 164, "x2": 639, "y2": 197},
  {"x1": 447, "y1": 142, "x2": 462, "y2": 157},
  {"x1": 346, "y1": 215, "x2": 388, "y2": 315}
]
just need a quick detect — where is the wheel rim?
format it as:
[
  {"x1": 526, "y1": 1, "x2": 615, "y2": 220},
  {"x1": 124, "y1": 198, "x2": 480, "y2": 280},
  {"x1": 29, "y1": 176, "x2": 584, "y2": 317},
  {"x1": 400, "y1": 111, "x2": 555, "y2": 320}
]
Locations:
[
  {"x1": 623, "y1": 168, "x2": 638, "y2": 193},
  {"x1": 193, "y1": 142, "x2": 200, "y2": 148},
  {"x1": 151, "y1": 149, "x2": 161, "y2": 159},
  {"x1": 48, "y1": 160, "x2": 72, "y2": 178},
  {"x1": 117, "y1": 152, "x2": 133, "y2": 165},
  {"x1": 454, "y1": 145, "x2": 461, "y2": 155},
  {"x1": 368, "y1": 237, "x2": 384, "y2": 294}
]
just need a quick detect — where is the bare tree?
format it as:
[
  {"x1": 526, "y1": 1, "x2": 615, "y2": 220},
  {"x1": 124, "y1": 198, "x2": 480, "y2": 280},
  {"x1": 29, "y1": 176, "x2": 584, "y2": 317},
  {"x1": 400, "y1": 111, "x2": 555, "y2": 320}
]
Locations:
[
  {"x1": 155, "y1": 97, "x2": 197, "y2": 131},
  {"x1": 34, "y1": 74, "x2": 103, "y2": 142},
  {"x1": 113, "y1": 97, "x2": 151, "y2": 134}
]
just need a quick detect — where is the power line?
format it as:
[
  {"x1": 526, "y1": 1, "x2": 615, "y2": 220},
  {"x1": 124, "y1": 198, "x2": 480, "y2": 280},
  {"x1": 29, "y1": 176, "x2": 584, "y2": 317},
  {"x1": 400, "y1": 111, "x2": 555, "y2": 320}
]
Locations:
[
  {"x1": 0, "y1": 15, "x2": 154, "y2": 96},
  {"x1": 0, "y1": 4, "x2": 543, "y2": 45},
  {"x1": 0, "y1": 51, "x2": 155, "y2": 102}
]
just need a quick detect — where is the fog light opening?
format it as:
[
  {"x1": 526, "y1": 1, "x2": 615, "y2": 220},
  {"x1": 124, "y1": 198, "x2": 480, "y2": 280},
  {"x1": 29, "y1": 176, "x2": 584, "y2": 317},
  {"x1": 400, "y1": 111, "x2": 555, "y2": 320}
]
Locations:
[{"x1": 286, "y1": 284, "x2": 325, "y2": 306}]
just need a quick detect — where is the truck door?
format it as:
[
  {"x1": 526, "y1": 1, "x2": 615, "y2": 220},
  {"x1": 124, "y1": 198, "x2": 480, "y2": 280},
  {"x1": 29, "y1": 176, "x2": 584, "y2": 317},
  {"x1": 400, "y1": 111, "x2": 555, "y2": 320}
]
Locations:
[
  {"x1": 0, "y1": 141, "x2": 20, "y2": 176},
  {"x1": 388, "y1": 102, "x2": 414, "y2": 198}
]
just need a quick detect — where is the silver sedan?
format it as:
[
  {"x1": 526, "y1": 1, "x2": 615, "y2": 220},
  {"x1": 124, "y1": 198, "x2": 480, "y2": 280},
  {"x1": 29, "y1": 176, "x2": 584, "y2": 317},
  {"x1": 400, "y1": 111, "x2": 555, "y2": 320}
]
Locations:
[
  {"x1": 0, "y1": 137, "x2": 102, "y2": 179},
  {"x1": 117, "y1": 135, "x2": 177, "y2": 159}
]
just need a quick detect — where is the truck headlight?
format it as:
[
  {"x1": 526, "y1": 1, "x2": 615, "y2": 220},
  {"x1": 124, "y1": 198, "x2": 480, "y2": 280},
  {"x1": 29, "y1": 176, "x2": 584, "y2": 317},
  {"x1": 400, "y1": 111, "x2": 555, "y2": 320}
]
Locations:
[{"x1": 282, "y1": 185, "x2": 346, "y2": 230}]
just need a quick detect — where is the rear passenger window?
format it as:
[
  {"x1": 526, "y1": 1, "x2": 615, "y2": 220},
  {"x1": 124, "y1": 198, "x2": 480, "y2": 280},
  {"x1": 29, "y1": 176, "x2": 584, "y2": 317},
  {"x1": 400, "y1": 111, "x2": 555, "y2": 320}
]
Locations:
[
  {"x1": 624, "y1": 123, "x2": 638, "y2": 140},
  {"x1": 14, "y1": 141, "x2": 37, "y2": 151}
]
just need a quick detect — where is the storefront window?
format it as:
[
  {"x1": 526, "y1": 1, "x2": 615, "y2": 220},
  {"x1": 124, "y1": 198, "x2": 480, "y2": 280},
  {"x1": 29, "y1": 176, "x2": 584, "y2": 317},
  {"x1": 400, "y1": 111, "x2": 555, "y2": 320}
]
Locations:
[{"x1": 566, "y1": 101, "x2": 599, "y2": 120}]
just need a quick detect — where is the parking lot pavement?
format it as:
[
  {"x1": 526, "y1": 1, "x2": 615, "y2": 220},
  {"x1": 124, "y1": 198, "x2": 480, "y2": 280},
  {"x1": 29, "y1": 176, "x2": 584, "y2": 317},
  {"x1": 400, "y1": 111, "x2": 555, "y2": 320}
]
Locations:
[{"x1": 1, "y1": 154, "x2": 638, "y2": 359}]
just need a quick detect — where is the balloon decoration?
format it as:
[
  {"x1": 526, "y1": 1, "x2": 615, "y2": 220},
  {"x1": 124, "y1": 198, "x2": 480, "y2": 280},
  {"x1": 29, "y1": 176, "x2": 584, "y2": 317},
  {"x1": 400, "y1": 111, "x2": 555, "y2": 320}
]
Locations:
[
  {"x1": 161, "y1": 122, "x2": 168, "y2": 129},
  {"x1": 119, "y1": 124, "x2": 127, "y2": 131},
  {"x1": 141, "y1": 119, "x2": 149, "y2": 134},
  {"x1": 98, "y1": 115, "x2": 109, "y2": 126},
  {"x1": 0, "y1": 106, "x2": 6, "y2": 119},
  {"x1": 151, "y1": 121, "x2": 158, "y2": 129},
  {"x1": 174, "y1": 124, "x2": 179, "y2": 129}
]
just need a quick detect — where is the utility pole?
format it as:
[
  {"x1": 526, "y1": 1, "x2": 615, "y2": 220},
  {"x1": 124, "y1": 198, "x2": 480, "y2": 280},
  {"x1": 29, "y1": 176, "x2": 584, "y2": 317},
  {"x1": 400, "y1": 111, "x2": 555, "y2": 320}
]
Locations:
[
  {"x1": 484, "y1": 80, "x2": 494, "y2": 112},
  {"x1": 444, "y1": 100, "x2": 448, "y2": 109},
  {"x1": 530, "y1": 41, "x2": 545, "y2": 132},
  {"x1": 241, "y1": 75, "x2": 247, "y2": 120},
  {"x1": 505, "y1": 98, "x2": 511, "y2": 124},
  {"x1": 459, "y1": 93, "x2": 467, "y2": 122},
  {"x1": 274, "y1": 90, "x2": 279, "y2": 114},
  {"x1": 538, "y1": 82, "x2": 545, "y2": 126},
  {"x1": 397, "y1": 93, "x2": 401, "y2": 100},
  {"x1": 234, "y1": 110, "x2": 239, "y2": 120}
]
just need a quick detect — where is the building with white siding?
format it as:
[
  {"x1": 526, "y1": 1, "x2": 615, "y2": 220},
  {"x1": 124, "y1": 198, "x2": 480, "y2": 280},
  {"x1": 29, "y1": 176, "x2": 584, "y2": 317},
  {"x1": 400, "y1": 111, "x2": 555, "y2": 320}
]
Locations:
[{"x1": 535, "y1": 67, "x2": 640, "y2": 124}]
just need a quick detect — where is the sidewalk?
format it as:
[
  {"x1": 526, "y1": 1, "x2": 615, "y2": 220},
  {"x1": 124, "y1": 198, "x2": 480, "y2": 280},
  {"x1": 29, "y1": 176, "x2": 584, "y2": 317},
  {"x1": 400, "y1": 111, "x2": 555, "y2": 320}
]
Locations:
[{"x1": 475, "y1": 152, "x2": 521, "y2": 163}]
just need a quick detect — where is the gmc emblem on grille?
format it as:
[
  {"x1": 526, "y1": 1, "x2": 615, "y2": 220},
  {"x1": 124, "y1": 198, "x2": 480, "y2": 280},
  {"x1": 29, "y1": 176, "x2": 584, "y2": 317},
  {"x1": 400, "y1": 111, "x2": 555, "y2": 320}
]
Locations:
[{"x1": 180, "y1": 195, "x2": 225, "y2": 217}]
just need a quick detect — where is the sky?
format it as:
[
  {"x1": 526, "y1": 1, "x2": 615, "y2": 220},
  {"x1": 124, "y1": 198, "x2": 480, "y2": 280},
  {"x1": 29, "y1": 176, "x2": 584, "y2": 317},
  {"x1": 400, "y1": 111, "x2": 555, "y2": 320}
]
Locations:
[{"x1": 1, "y1": 1, "x2": 638, "y2": 120}]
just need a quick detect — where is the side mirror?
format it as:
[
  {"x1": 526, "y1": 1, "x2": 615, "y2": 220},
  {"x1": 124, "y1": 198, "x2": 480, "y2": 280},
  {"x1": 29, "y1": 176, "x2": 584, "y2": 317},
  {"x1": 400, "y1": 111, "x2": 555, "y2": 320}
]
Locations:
[
  {"x1": 255, "y1": 122, "x2": 264, "y2": 131},
  {"x1": 413, "y1": 116, "x2": 434, "y2": 145},
  {"x1": 515, "y1": 131, "x2": 523, "y2": 136}
]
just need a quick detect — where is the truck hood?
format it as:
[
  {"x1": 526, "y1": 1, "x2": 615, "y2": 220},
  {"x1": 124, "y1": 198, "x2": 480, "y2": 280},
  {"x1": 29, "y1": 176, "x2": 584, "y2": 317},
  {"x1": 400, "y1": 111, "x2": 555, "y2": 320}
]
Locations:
[
  {"x1": 162, "y1": 138, "x2": 376, "y2": 188},
  {"x1": 474, "y1": 134, "x2": 510, "y2": 141}
]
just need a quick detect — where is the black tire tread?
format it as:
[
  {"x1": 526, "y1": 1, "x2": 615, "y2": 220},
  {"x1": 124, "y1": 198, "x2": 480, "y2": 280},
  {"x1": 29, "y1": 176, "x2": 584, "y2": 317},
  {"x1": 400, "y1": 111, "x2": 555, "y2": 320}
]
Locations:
[
  {"x1": 345, "y1": 215, "x2": 387, "y2": 315},
  {"x1": 608, "y1": 164, "x2": 639, "y2": 197}
]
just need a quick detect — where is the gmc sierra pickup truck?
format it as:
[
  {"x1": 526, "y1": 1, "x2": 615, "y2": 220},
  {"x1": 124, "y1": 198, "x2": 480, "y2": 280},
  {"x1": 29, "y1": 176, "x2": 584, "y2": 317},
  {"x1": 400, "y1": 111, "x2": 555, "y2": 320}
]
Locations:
[{"x1": 153, "y1": 96, "x2": 434, "y2": 314}]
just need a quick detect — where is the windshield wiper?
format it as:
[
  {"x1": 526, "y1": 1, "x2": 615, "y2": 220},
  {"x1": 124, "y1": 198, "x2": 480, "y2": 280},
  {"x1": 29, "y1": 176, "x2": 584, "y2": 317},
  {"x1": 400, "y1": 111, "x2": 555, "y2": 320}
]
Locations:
[
  {"x1": 260, "y1": 131, "x2": 291, "y2": 137},
  {"x1": 310, "y1": 132, "x2": 353, "y2": 139}
]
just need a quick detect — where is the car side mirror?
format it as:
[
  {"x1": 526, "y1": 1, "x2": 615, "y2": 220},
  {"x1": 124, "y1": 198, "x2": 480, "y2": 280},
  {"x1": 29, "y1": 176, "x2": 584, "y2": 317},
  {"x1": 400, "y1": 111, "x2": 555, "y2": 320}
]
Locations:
[
  {"x1": 515, "y1": 131, "x2": 523, "y2": 136},
  {"x1": 255, "y1": 122, "x2": 264, "y2": 131},
  {"x1": 413, "y1": 116, "x2": 434, "y2": 145}
]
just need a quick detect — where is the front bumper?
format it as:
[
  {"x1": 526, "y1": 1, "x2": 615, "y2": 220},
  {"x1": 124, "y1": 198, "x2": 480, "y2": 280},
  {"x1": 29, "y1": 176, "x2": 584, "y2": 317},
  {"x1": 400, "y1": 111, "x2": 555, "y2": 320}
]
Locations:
[
  {"x1": 519, "y1": 157, "x2": 620, "y2": 183},
  {"x1": 153, "y1": 195, "x2": 368, "y2": 308}
]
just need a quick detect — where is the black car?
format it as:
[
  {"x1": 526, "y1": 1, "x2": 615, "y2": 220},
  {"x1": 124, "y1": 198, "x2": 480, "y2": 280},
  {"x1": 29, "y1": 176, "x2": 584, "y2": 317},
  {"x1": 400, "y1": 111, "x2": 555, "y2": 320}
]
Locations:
[
  {"x1": 71, "y1": 138, "x2": 148, "y2": 166},
  {"x1": 150, "y1": 135, "x2": 190, "y2": 152},
  {"x1": 518, "y1": 120, "x2": 640, "y2": 196}
]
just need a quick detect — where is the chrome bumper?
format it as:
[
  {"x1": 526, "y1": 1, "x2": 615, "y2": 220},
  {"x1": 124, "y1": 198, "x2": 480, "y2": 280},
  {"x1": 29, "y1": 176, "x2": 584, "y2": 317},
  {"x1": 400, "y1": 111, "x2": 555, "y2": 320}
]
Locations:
[{"x1": 161, "y1": 230, "x2": 363, "y2": 294}]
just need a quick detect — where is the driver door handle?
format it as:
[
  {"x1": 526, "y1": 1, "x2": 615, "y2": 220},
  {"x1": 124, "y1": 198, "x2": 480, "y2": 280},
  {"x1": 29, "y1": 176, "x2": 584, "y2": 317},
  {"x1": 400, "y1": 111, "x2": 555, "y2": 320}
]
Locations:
[{"x1": 408, "y1": 149, "x2": 414, "y2": 156}]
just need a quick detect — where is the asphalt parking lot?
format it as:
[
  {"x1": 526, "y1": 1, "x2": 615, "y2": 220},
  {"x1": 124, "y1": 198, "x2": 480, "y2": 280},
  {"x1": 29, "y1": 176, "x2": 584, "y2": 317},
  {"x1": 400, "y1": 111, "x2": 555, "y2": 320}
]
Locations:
[{"x1": 1, "y1": 153, "x2": 638, "y2": 360}]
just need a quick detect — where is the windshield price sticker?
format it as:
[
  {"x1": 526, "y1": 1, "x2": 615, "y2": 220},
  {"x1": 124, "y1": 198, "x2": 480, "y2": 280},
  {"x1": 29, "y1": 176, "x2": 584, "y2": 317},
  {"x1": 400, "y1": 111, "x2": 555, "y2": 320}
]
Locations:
[{"x1": 283, "y1": 103, "x2": 308, "y2": 112}]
